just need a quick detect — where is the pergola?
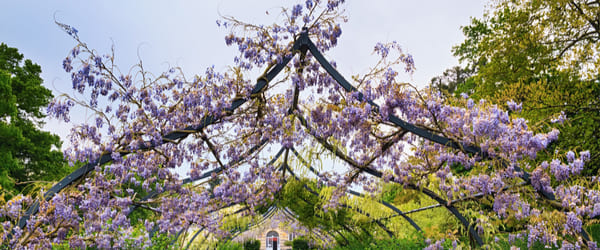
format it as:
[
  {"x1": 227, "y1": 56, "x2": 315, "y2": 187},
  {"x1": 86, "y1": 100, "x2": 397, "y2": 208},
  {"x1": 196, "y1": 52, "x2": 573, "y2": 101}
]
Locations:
[{"x1": 14, "y1": 28, "x2": 590, "y2": 248}]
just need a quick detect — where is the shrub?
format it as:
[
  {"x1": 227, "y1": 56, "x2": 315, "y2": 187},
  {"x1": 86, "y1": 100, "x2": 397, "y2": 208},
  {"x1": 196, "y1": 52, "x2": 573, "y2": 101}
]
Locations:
[
  {"x1": 217, "y1": 241, "x2": 243, "y2": 250},
  {"x1": 330, "y1": 232, "x2": 426, "y2": 250},
  {"x1": 243, "y1": 239, "x2": 260, "y2": 250},
  {"x1": 292, "y1": 238, "x2": 309, "y2": 250}
]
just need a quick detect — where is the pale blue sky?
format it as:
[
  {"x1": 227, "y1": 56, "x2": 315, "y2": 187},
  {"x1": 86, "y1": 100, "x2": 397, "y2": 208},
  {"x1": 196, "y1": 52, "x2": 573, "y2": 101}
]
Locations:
[{"x1": 0, "y1": 0, "x2": 485, "y2": 144}]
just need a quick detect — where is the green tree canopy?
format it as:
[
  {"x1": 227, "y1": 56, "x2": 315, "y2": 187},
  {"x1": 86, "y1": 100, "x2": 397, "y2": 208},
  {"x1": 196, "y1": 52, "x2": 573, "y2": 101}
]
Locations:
[
  {"x1": 0, "y1": 43, "x2": 69, "y2": 198},
  {"x1": 433, "y1": 0, "x2": 600, "y2": 174}
]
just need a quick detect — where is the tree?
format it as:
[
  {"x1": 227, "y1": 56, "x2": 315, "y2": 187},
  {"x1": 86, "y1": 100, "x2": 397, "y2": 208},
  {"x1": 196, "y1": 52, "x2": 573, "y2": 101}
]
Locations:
[
  {"x1": 429, "y1": 65, "x2": 474, "y2": 97},
  {"x1": 0, "y1": 43, "x2": 69, "y2": 198},
  {"x1": 453, "y1": 0, "x2": 600, "y2": 94},
  {"x1": 451, "y1": 0, "x2": 600, "y2": 97},
  {"x1": 448, "y1": 0, "x2": 600, "y2": 174}
]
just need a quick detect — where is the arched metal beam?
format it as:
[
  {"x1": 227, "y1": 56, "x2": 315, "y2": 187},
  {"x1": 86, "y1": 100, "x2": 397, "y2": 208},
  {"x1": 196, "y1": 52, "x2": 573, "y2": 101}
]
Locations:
[
  {"x1": 301, "y1": 31, "x2": 595, "y2": 244},
  {"x1": 302, "y1": 32, "x2": 481, "y2": 155},
  {"x1": 289, "y1": 147, "x2": 422, "y2": 232},
  {"x1": 126, "y1": 140, "x2": 279, "y2": 217},
  {"x1": 226, "y1": 205, "x2": 279, "y2": 240},
  {"x1": 215, "y1": 155, "x2": 335, "y2": 246},
  {"x1": 17, "y1": 28, "x2": 479, "y2": 244},
  {"x1": 279, "y1": 207, "x2": 334, "y2": 244},
  {"x1": 279, "y1": 182, "x2": 362, "y2": 244},
  {"x1": 152, "y1": 147, "x2": 287, "y2": 240},
  {"x1": 284, "y1": 164, "x2": 395, "y2": 238},
  {"x1": 14, "y1": 28, "x2": 588, "y2": 247},
  {"x1": 183, "y1": 204, "x2": 254, "y2": 249},
  {"x1": 292, "y1": 112, "x2": 483, "y2": 245},
  {"x1": 15, "y1": 33, "x2": 304, "y2": 231},
  {"x1": 174, "y1": 205, "x2": 267, "y2": 247},
  {"x1": 183, "y1": 226, "x2": 205, "y2": 250},
  {"x1": 362, "y1": 165, "x2": 484, "y2": 245}
]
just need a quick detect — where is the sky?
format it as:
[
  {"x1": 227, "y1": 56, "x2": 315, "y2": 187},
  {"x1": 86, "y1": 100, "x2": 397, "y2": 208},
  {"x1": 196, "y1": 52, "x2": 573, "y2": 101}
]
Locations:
[{"x1": 0, "y1": 0, "x2": 486, "y2": 147}]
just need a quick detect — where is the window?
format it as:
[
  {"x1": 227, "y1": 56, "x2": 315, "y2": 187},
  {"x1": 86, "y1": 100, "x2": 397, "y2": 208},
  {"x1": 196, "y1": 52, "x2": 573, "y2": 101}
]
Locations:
[{"x1": 288, "y1": 232, "x2": 295, "y2": 241}]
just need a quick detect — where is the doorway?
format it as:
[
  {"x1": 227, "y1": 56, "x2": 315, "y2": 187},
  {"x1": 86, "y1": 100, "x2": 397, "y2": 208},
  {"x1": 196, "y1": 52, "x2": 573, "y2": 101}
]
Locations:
[{"x1": 266, "y1": 231, "x2": 279, "y2": 250}]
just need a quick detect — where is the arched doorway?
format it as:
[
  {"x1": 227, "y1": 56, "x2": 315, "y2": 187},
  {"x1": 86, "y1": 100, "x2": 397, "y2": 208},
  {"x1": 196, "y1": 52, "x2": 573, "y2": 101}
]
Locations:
[{"x1": 266, "y1": 231, "x2": 279, "y2": 250}]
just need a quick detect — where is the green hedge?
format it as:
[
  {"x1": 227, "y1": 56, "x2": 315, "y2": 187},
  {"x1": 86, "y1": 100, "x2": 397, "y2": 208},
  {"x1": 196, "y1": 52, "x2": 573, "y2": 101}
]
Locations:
[
  {"x1": 292, "y1": 238, "x2": 309, "y2": 250},
  {"x1": 243, "y1": 239, "x2": 260, "y2": 250}
]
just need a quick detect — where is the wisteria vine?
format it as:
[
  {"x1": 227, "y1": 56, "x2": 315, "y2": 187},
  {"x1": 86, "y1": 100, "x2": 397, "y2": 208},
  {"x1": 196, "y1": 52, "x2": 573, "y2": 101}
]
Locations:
[{"x1": 1, "y1": 0, "x2": 599, "y2": 249}]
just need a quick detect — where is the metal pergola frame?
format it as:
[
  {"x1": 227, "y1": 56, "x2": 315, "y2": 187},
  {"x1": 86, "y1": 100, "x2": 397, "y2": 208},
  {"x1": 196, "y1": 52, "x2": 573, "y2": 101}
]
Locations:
[
  {"x1": 13, "y1": 28, "x2": 591, "y2": 247},
  {"x1": 180, "y1": 147, "x2": 397, "y2": 248}
]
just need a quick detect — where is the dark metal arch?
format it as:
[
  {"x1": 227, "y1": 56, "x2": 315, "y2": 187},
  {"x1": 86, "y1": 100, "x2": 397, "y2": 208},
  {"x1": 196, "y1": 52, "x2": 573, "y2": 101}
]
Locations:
[
  {"x1": 169, "y1": 203, "x2": 274, "y2": 247},
  {"x1": 229, "y1": 206, "x2": 279, "y2": 236},
  {"x1": 179, "y1": 199, "x2": 277, "y2": 249},
  {"x1": 182, "y1": 162, "x2": 322, "y2": 248},
  {"x1": 288, "y1": 147, "x2": 422, "y2": 232},
  {"x1": 279, "y1": 207, "x2": 335, "y2": 244},
  {"x1": 183, "y1": 226, "x2": 205, "y2": 250},
  {"x1": 13, "y1": 28, "x2": 588, "y2": 247},
  {"x1": 304, "y1": 37, "x2": 482, "y2": 155},
  {"x1": 283, "y1": 163, "x2": 396, "y2": 238},
  {"x1": 300, "y1": 35, "x2": 592, "y2": 244},
  {"x1": 216, "y1": 153, "x2": 384, "y2": 246},
  {"x1": 14, "y1": 29, "x2": 481, "y2": 244},
  {"x1": 278, "y1": 176, "x2": 379, "y2": 245},
  {"x1": 151, "y1": 147, "x2": 288, "y2": 241},
  {"x1": 191, "y1": 192, "x2": 334, "y2": 249},
  {"x1": 15, "y1": 33, "x2": 303, "y2": 231},
  {"x1": 126, "y1": 139, "x2": 279, "y2": 217},
  {"x1": 290, "y1": 109, "x2": 483, "y2": 244}
]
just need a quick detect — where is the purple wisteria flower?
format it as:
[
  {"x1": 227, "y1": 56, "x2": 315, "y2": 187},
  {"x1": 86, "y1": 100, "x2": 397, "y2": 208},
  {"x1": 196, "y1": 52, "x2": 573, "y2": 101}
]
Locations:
[
  {"x1": 506, "y1": 100, "x2": 522, "y2": 112},
  {"x1": 564, "y1": 212, "x2": 582, "y2": 233},
  {"x1": 551, "y1": 111, "x2": 566, "y2": 124}
]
